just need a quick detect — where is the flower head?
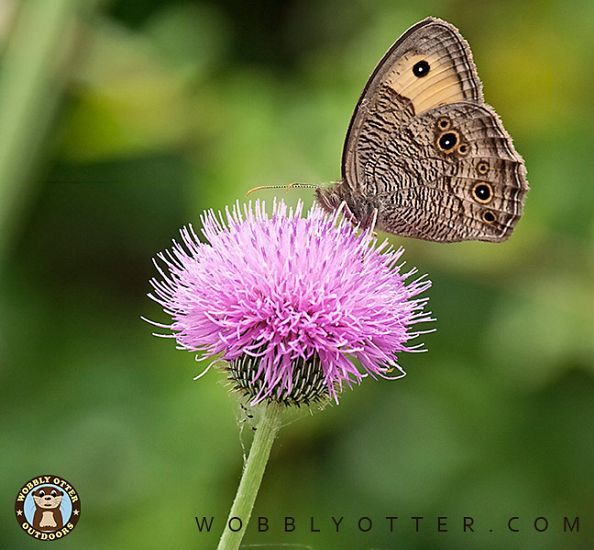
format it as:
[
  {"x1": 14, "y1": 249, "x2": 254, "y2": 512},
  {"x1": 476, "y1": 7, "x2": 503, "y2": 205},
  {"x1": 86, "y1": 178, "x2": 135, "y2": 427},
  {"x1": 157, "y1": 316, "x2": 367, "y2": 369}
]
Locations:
[{"x1": 148, "y1": 200, "x2": 432, "y2": 405}]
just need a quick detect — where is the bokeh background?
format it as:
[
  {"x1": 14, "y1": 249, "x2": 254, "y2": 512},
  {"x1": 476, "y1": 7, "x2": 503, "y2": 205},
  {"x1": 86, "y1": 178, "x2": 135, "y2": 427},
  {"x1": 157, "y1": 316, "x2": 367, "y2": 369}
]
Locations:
[{"x1": 1, "y1": 0, "x2": 593, "y2": 548}]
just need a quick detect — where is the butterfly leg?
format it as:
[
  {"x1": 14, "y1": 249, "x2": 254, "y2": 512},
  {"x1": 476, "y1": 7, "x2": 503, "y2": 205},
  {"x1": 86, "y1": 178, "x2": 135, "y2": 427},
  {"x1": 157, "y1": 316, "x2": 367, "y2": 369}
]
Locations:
[{"x1": 357, "y1": 207, "x2": 379, "y2": 234}]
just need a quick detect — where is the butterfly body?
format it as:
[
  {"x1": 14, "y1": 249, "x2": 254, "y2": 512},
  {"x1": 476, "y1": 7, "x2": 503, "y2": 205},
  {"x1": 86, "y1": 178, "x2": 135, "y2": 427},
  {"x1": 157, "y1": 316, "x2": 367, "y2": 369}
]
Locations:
[{"x1": 317, "y1": 17, "x2": 528, "y2": 242}]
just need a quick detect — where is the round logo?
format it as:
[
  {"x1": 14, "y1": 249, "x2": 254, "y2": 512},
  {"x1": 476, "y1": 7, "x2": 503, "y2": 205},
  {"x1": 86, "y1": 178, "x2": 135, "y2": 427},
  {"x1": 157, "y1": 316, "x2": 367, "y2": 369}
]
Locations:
[{"x1": 15, "y1": 475, "x2": 81, "y2": 541}]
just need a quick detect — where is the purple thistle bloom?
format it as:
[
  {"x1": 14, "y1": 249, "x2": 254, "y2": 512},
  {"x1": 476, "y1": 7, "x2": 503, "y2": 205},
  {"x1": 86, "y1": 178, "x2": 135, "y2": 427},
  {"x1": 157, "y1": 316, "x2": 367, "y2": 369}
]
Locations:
[{"x1": 148, "y1": 200, "x2": 433, "y2": 405}]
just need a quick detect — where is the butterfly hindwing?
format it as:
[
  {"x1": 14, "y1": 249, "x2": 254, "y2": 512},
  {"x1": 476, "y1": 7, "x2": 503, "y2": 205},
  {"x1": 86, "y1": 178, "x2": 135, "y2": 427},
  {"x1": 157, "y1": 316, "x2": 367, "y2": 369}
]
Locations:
[{"x1": 373, "y1": 102, "x2": 528, "y2": 241}]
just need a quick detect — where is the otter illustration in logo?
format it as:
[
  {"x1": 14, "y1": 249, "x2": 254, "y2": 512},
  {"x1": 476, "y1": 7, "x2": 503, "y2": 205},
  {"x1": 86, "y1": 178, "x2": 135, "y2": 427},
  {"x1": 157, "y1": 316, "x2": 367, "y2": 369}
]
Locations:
[
  {"x1": 15, "y1": 474, "x2": 81, "y2": 541},
  {"x1": 32, "y1": 486, "x2": 64, "y2": 531}
]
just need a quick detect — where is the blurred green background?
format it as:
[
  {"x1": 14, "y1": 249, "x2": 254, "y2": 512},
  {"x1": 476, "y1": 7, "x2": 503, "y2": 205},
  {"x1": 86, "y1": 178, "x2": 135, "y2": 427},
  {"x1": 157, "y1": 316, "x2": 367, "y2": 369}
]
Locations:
[{"x1": 1, "y1": 0, "x2": 592, "y2": 548}]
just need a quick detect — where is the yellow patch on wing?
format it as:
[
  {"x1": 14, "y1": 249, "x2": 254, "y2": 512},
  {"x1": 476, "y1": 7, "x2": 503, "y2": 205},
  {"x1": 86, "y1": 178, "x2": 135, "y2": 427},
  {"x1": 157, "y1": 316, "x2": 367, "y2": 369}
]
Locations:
[{"x1": 385, "y1": 53, "x2": 467, "y2": 114}]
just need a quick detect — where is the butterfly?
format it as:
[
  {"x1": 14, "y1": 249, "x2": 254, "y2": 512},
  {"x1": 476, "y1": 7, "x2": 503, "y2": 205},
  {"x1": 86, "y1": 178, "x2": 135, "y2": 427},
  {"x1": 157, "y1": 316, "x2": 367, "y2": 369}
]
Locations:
[{"x1": 315, "y1": 17, "x2": 529, "y2": 242}]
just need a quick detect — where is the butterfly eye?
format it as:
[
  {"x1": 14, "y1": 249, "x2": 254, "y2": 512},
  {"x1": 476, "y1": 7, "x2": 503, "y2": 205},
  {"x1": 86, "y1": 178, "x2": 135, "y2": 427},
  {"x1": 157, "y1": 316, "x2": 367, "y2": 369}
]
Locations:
[
  {"x1": 412, "y1": 60, "x2": 430, "y2": 77},
  {"x1": 477, "y1": 161, "x2": 489, "y2": 175},
  {"x1": 481, "y1": 210, "x2": 497, "y2": 224},
  {"x1": 436, "y1": 117, "x2": 451, "y2": 131},
  {"x1": 457, "y1": 143, "x2": 470, "y2": 156},
  {"x1": 436, "y1": 131, "x2": 459, "y2": 152},
  {"x1": 472, "y1": 182, "x2": 494, "y2": 204}
]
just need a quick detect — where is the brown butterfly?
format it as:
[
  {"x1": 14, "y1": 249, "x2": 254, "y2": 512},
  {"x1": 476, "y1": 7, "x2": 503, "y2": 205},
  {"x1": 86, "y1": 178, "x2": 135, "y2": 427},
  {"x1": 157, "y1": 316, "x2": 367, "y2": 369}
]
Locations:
[{"x1": 315, "y1": 17, "x2": 529, "y2": 242}]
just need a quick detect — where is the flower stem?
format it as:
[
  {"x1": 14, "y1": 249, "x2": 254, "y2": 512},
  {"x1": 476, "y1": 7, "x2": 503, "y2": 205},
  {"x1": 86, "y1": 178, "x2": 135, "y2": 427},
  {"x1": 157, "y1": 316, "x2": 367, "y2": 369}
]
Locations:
[{"x1": 217, "y1": 403, "x2": 283, "y2": 550}]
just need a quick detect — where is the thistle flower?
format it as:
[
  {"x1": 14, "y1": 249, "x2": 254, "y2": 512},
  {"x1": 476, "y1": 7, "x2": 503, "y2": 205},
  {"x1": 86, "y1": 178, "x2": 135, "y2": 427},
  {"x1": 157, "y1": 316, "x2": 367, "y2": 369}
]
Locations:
[{"x1": 148, "y1": 200, "x2": 432, "y2": 405}]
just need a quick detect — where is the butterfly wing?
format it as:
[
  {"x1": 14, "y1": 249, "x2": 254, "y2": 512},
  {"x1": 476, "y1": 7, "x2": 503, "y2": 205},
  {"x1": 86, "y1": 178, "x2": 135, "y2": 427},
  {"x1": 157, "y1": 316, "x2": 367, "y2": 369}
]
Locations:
[
  {"x1": 372, "y1": 103, "x2": 528, "y2": 242},
  {"x1": 340, "y1": 17, "x2": 528, "y2": 242}
]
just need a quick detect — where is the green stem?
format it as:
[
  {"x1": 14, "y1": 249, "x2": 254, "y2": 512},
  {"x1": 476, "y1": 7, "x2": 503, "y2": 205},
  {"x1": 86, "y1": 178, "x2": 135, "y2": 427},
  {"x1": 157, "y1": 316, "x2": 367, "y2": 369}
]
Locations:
[
  {"x1": 0, "y1": 0, "x2": 101, "y2": 260},
  {"x1": 217, "y1": 403, "x2": 283, "y2": 550}
]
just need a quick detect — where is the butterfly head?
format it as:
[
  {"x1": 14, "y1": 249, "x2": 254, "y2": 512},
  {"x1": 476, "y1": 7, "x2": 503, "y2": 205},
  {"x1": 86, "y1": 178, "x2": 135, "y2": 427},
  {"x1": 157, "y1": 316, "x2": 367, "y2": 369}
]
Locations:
[{"x1": 316, "y1": 182, "x2": 377, "y2": 230}]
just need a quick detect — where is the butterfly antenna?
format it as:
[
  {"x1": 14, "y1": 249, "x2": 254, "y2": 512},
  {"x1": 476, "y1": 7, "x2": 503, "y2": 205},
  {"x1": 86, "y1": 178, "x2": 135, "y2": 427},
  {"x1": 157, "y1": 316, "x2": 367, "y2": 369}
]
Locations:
[{"x1": 246, "y1": 182, "x2": 318, "y2": 196}]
